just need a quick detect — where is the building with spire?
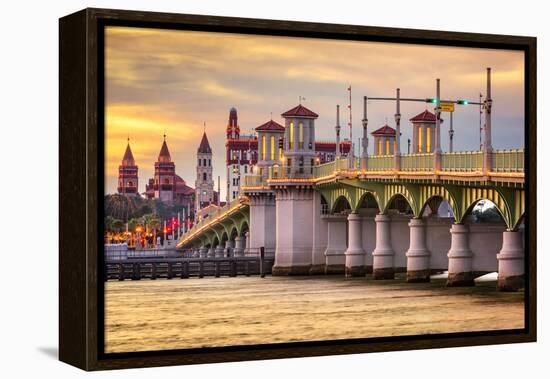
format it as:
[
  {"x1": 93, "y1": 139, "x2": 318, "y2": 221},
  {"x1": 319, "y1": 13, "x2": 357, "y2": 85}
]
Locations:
[
  {"x1": 195, "y1": 131, "x2": 216, "y2": 212},
  {"x1": 225, "y1": 107, "x2": 258, "y2": 202},
  {"x1": 117, "y1": 138, "x2": 139, "y2": 196},
  {"x1": 145, "y1": 136, "x2": 195, "y2": 214}
]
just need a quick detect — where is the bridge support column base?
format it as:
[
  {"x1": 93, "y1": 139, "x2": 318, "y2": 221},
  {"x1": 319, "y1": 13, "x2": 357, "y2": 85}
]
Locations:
[
  {"x1": 325, "y1": 264, "x2": 345, "y2": 275},
  {"x1": 446, "y1": 272, "x2": 475, "y2": 287},
  {"x1": 272, "y1": 265, "x2": 311, "y2": 276},
  {"x1": 309, "y1": 264, "x2": 326, "y2": 275},
  {"x1": 345, "y1": 266, "x2": 366, "y2": 277},
  {"x1": 498, "y1": 275, "x2": 524, "y2": 292},
  {"x1": 407, "y1": 269, "x2": 431, "y2": 283},
  {"x1": 373, "y1": 267, "x2": 395, "y2": 280},
  {"x1": 497, "y1": 230, "x2": 524, "y2": 292}
]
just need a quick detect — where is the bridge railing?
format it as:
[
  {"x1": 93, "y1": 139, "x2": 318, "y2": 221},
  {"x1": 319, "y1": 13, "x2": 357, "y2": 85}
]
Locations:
[
  {"x1": 400, "y1": 153, "x2": 433, "y2": 171},
  {"x1": 313, "y1": 160, "x2": 337, "y2": 177},
  {"x1": 366, "y1": 155, "x2": 394, "y2": 171},
  {"x1": 441, "y1": 151, "x2": 483, "y2": 172},
  {"x1": 243, "y1": 174, "x2": 266, "y2": 187},
  {"x1": 267, "y1": 165, "x2": 315, "y2": 180},
  {"x1": 184, "y1": 197, "x2": 243, "y2": 238},
  {"x1": 492, "y1": 149, "x2": 524, "y2": 172},
  {"x1": 336, "y1": 156, "x2": 351, "y2": 171}
]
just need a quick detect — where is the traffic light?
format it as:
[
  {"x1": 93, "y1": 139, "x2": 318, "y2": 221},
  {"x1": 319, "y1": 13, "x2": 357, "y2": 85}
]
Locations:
[
  {"x1": 278, "y1": 137, "x2": 284, "y2": 149},
  {"x1": 426, "y1": 98, "x2": 440, "y2": 105},
  {"x1": 457, "y1": 99, "x2": 469, "y2": 105}
]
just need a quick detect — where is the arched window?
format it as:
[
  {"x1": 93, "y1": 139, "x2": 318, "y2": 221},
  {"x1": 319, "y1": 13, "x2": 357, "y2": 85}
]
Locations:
[
  {"x1": 270, "y1": 136, "x2": 275, "y2": 160},
  {"x1": 426, "y1": 127, "x2": 431, "y2": 153},
  {"x1": 198, "y1": 158, "x2": 201, "y2": 166},
  {"x1": 418, "y1": 127, "x2": 423, "y2": 153},
  {"x1": 378, "y1": 139, "x2": 382, "y2": 155},
  {"x1": 385, "y1": 140, "x2": 390, "y2": 155},
  {"x1": 299, "y1": 122, "x2": 303, "y2": 149},
  {"x1": 289, "y1": 122, "x2": 294, "y2": 149},
  {"x1": 203, "y1": 172, "x2": 207, "y2": 181},
  {"x1": 208, "y1": 159, "x2": 211, "y2": 166},
  {"x1": 203, "y1": 158, "x2": 206, "y2": 166},
  {"x1": 262, "y1": 135, "x2": 266, "y2": 160},
  {"x1": 127, "y1": 181, "x2": 133, "y2": 187}
]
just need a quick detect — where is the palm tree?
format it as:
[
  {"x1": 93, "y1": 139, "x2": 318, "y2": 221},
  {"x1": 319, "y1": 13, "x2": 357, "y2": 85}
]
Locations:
[
  {"x1": 112, "y1": 219, "x2": 125, "y2": 233},
  {"x1": 127, "y1": 218, "x2": 139, "y2": 233},
  {"x1": 104, "y1": 215, "x2": 116, "y2": 232}
]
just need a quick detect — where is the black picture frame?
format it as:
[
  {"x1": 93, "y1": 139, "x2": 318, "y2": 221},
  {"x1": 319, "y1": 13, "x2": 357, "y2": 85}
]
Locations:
[{"x1": 59, "y1": 8, "x2": 536, "y2": 371}]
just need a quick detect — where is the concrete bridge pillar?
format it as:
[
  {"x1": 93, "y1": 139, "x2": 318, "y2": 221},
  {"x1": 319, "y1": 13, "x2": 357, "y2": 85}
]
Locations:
[
  {"x1": 248, "y1": 193, "x2": 276, "y2": 256},
  {"x1": 224, "y1": 240, "x2": 234, "y2": 257},
  {"x1": 215, "y1": 244, "x2": 225, "y2": 258},
  {"x1": 372, "y1": 214, "x2": 395, "y2": 279},
  {"x1": 199, "y1": 247, "x2": 208, "y2": 258},
  {"x1": 310, "y1": 191, "x2": 328, "y2": 275},
  {"x1": 447, "y1": 223, "x2": 474, "y2": 286},
  {"x1": 406, "y1": 218, "x2": 431, "y2": 282},
  {"x1": 324, "y1": 216, "x2": 348, "y2": 274},
  {"x1": 233, "y1": 236, "x2": 245, "y2": 257},
  {"x1": 345, "y1": 213, "x2": 366, "y2": 277},
  {"x1": 497, "y1": 230, "x2": 524, "y2": 291},
  {"x1": 207, "y1": 247, "x2": 215, "y2": 258},
  {"x1": 244, "y1": 231, "x2": 250, "y2": 255},
  {"x1": 273, "y1": 188, "x2": 314, "y2": 275}
]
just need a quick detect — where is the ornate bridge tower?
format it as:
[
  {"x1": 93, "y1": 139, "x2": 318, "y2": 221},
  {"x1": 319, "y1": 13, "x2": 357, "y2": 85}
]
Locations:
[{"x1": 271, "y1": 104, "x2": 319, "y2": 275}]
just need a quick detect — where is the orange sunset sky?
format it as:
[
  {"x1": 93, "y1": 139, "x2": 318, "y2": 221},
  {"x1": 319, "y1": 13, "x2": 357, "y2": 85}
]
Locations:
[{"x1": 105, "y1": 26, "x2": 524, "y2": 197}]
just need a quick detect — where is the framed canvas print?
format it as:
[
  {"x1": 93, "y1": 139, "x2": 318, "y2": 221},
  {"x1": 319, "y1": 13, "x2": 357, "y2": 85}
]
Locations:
[{"x1": 59, "y1": 8, "x2": 536, "y2": 371}]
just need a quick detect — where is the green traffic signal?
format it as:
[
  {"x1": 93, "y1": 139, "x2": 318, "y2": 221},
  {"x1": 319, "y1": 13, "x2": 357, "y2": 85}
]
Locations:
[
  {"x1": 425, "y1": 98, "x2": 440, "y2": 104},
  {"x1": 457, "y1": 99, "x2": 469, "y2": 105}
]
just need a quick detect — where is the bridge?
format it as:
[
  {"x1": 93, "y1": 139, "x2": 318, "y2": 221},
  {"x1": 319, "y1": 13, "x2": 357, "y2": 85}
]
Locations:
[
  {"x1": 178, "y1": 149, "x2": 524, "y2": 290},
  {"x1": 178, "y1": 70, "x2": 525, "y2": 292}
]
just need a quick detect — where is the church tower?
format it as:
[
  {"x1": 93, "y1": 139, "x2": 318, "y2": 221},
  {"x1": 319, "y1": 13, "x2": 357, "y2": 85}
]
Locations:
[
  {"x1": 117, "y1": 138, "x2": 138, "y2": 196},
  {"x1": 195, "y1": 131, "x2": 214, "y2": 211},
  {"x1": 226, "y1": 107, "x2": 240, "y2": 139},
  {"x1": 154, "y1": 135, "x2": 176, "y2": 202}
]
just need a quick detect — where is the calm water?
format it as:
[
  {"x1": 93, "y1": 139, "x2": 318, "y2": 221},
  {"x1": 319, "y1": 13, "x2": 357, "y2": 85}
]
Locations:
[{"x1": 105, "y1": 275, "x2": 524, "y2": 353}]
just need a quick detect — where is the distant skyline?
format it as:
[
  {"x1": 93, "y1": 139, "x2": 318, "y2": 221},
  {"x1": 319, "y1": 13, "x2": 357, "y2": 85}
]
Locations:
[{"x1": 105, "y1": 26, "x2": 524, "y2": 198}]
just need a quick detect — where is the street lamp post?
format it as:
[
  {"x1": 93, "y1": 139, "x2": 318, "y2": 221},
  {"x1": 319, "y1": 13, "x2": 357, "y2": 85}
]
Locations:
[
  {"x1": 394, "y1": 88, "x2": 401, "y2": 171},
  {"x1": 434, "y1": 78, "x2": 442, "y2": 171},
  {"x1": 483, "y1": 67, "x2": 493, "y2": 174},
  {"x1": 361, "y1": 96, "x2": 368, "y2": 170}
]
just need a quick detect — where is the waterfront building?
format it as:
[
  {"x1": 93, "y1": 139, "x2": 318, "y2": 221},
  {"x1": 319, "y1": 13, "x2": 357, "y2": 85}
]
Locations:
[
  {"x1": 117, "y1": 138, "x2": 139, "y2": 196},
  {"x1": 144, "y1": 136, "x2": 195, "y2": 212},
  {"x1": 225, "y1": 107, "x2": 258, "y2": 202},
  {"x1": 195, "y1": 131, "x2": 217, "y2": 211}
]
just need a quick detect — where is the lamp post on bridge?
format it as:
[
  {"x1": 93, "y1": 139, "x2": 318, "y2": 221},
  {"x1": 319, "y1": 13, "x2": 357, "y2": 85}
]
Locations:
[
  {"x1": 434, "y1": 78, "x2": 442, "y2": 171},
  {"x1": 483, "y1": 67, "x2": 493, "y2": 174},
  {"x1": 394, "y1": 88, "x2": 401, "y2": 171},
  {"x1": 361, "y1": 96, "x2": 368, "y2": 170}
]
